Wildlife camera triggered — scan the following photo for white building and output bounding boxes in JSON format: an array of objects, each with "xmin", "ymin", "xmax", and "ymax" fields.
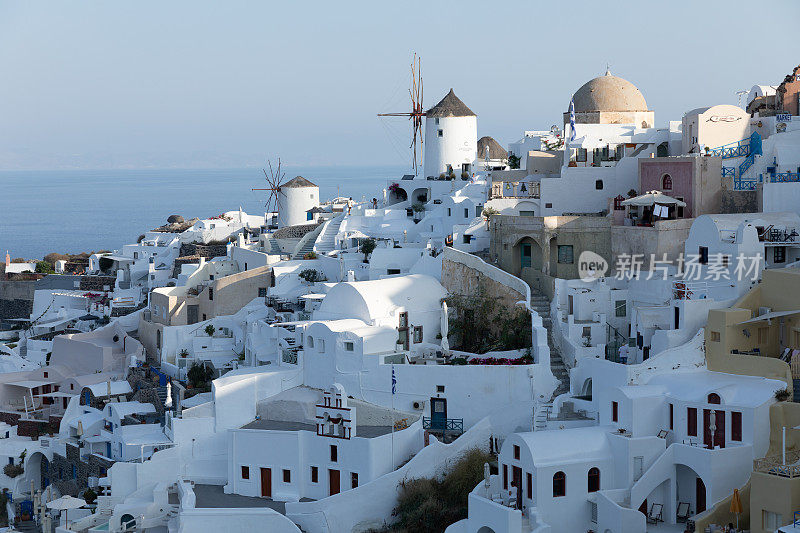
[{"xmin": 225, "ymin": 384, "xmax": 420, "ymax": 501}]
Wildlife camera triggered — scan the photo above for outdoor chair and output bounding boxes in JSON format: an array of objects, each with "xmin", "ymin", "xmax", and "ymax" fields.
[
  {"xmin": 676, "ymin": 502, "xmax": 691, "ymax": 522},
  {"xmin": 646, "ymin": 503, "xmax": 663, "ymax": 524}
]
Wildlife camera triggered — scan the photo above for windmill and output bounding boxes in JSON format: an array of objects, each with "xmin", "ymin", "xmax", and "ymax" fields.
[
  {"xmin": 252, "ymin": 158, "xmax": 287, "ymax": 226},
  {"xmin": 378, "ymin": 54, "xmax": 425, "ymax": 175}
]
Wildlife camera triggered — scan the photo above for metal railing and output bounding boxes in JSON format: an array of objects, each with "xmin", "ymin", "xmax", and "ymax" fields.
[
  {"xmin": 771, "ymin": 171, "xmax": 800, "ymax": 183},
  {"xmin": 754, "ymin": 449, "xmax": 800, "ymax": 477},
  {"xmin": 422, "ymin": 417, "xmax": 464, "ymax": 432},
  {"xmin": 733, "ymin": 178, "xmax": 757, "ymax": 191},
  {"xmin": 721, "ymin": 166, "xmax": 736, "ymax": 177}
]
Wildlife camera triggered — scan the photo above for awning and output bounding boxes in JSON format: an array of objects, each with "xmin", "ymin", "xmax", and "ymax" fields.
[
  {"xmin": 86, "ymin": 381, "xmax": 132, "ymax": 397},
  {"xmin": 6, "ymin": 380, "xmax": 57, "ymax": 389},
  {"xmin": 737, "ymin": 309, "xmax": 800, "ymax": 324},
  {"xmin": 39, "ymin": 392, "xmax": 77, "ymax": 398},
  {"xmin": 83, "ymin": 434, "xmax": 111, "ymax": 443},
  {"xmin": 300, "ymin": 293, "xmax": 327, "ymax": 300},
  {"xmin": 622, "ymin": 191, "xmax": 687, "ymax": 207}
]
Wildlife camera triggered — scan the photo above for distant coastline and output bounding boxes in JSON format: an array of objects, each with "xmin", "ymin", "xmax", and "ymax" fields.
[{"xmin": 0, "ymin": 166, "xmax": 405, "ymax": 259}]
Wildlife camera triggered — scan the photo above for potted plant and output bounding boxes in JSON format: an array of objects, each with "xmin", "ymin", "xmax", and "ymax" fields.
[
  {"xmin": 359, "ymin": 238, "xmax": 377, "ymax": 263},
  {"xmin": 83, "ymin": 488, "xmax": 98, "ymax": 505},
  {"xmin": 204, "ymin": 324, "xmax": 215, "ymax": 337},
  {"xmin": 775, "ymin": 388, "xmax": 791, "ymax": 402}
]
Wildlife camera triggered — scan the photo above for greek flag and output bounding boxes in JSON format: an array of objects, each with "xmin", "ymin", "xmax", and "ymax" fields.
[
  {"xmin": 569, "ymin": 98, "xmax": 576, "ymax": 142},
  {"xmin": 391, "ymin": 366, "xmax": 397, "ymax": 395}
]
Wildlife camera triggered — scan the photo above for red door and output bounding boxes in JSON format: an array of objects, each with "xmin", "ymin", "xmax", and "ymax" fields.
[
  {"xmin": 696, "ymin": 477, "xmax": 706, "ymax": 513},
  {"xmin": 260, "ymin": 468, "xmax": 271, "ymax": 498},
  {"xmin": 329, "ymin": 469, "xmax": 340, "ymax": 496},
  {"xmin": 512, "ymin": 466, "xmax": 522, "ymax": 509}
]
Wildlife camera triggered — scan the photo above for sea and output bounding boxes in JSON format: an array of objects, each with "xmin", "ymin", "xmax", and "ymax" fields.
[{"xmin": 0, "ymin": 166, "xmax": 406, "ymax": 260}]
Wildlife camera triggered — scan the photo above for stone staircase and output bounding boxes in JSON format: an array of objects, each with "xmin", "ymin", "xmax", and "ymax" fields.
[{"xmin": 529, "ymin": 288, "xmax": 569, "ymax": 398}]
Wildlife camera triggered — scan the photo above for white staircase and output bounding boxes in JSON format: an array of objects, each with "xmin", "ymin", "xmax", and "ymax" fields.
[{"xmin": 313, "ymin": 214, "xmax": 345, "ymax": 254}]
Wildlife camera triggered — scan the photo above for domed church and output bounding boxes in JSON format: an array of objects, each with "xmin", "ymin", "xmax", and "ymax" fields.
[{"xmin": 564, "ymin": 69, "xmax": 654, "ymax": 129}]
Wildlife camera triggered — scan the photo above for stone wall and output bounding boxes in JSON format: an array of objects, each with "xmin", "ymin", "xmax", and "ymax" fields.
[
  {"xmin": 0, "ymin": 279, "xmax": 36, "ymax": 319},
  {"xmin": 272, "ymin": 222, "xmax": 321, "ymax": 240},
  {"xmin": 0, "ymin": 411, "xmax": 21, "ymax": 426},
  {"xmin": 48, "ymin": 443, "xmax": 114, "ymax": 497},
  {"xmin": 79, "ymin": 276, "xmax": 116, "ymax": 291},
  {"xmin": 17, "ymin": 418, "xmax": 50, "ymax": 439},
  {"xmin": 172, "ymin": 255, "xmax": 201, "ymax": 278},
  {"xmin": 442, "ymin": 253, "xmax": 525, "ymax": 311},
  {"xmin": 179, "ymin": 243, "xmax": 228, "ymax": 259},
  {"xmin": 0, "ymin": 298, "xmax": 33, "ymax": 319}
]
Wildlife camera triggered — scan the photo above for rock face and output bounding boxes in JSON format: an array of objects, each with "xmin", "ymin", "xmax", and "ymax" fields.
[{"xmin": 167, "ymin": 214, "xmax": 185, "ymax": 224}]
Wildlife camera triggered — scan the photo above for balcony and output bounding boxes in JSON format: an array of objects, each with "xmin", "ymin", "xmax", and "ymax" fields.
[{"xmin": 754, "ymin": 450, "xmax": 800, "ymax": 477}]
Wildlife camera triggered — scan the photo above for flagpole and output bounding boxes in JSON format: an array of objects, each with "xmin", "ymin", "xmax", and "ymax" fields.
[{"xmin": 391, "ymin": 365, "xmax": 395, "ymax": 469}]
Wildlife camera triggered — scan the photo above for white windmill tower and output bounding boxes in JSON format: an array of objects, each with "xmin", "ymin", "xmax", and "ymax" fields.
[
  {"xmin": 253, "ymin": 159, "xmax": 319, "ymax": 229},
  {"xmin": 423, "ymin": 89, "xmax": 477, "ymax": 179}
]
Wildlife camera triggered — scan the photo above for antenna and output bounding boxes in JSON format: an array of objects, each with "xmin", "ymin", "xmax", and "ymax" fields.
[
  {"xmin": 378, "ymin": 54, "xmax": 425, "ymax": 175},
  {"xmin": 251, "ymin": 158, "xmax": 286, "ymax": 227}
]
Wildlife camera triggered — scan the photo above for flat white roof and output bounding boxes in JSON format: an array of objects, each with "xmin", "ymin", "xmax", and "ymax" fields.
[
  {"xmin": 7, "ymin": 380, "xmax": 57, "ymax": 389},
  {"xmin": 87, "ymin": 381, "xmax": 132, "ymax": 397}
]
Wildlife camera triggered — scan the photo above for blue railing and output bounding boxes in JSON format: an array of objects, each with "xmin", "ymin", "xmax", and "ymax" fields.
[
  {"xmin": 794, "ymin": 510, "xmax": 800, "ymax": 526},
  {"xmin": 739, "ymin": 154, "xmax": 756, "ymax": 176},
  {"xmin": 721, "ymin": 166, "xmax": 736, "ymax": 177},
  {"xmin": 710, "ymin": 138, "xmax": 750, "ymax": 159},
  {"xmin": 771, "ymin": 172, "xmax": 800, "ymax": 183},
  {"xmin": 734, "ymin": 179, "xmax": 757, "ymax": 191},
  {"xmin": 422, "ymin": 417, "xmax": 464, "ymax": 433}
]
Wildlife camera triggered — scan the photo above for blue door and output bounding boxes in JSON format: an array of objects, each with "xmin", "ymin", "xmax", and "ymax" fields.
[
  {"xmin": 749, "ymin": 131, "xmax": 762, "ymax": 156},
  {"xmin": 520, "ymin": 243, "xmax": 532, "ymax": 268},
  {"xmin": 84, "ymin": 390, "xmax": 90, "ymax": 405}
]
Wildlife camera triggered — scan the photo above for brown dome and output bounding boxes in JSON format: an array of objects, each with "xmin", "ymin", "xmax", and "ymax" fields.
[{"xmin": 570, "ymin": 70, "xmax": 648, "ymax": 113}]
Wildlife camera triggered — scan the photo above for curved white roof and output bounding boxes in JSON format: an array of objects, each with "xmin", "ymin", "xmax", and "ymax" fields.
[
  {"xmin": 514, "ymin": 426, "xmax": 612, "ymax": 467},
  {"xmin": 647, "ymin": 371, "xmax": 782, "ymax": 407},
  {"xmin": 315, "ymin": 274, "xmax": 446, "ymax": 323}
]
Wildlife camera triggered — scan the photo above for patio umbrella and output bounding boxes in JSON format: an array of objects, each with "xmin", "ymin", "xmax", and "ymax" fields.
[
  {"xmin": 165, "ymin": 382, "xmax": 173, "ymax": 408},
  {"xmin": 730, "ymin": 488, "xmax": 743, "ymax": 529},
  {"xmin": 440, "ymin": 301, "xmax": 450, "ymax": 354},
  {"xmin": 47, "ymin": 495, "xmax": 85, "ymax": 524},
  {"xmin": 621, "ymin": 190, "xmax": 687, "ymax": 207}
]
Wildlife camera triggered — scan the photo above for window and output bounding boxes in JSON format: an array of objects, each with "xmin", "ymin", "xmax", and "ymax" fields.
[
  {"xmin": 202, "ymin": 314, "xmax": 207, "ymax": 321},
  {"xmin": 244, "ymin": 262, "xmax": 248, "ymax": 271},
  {"xmin": 557, "ymin": 245, "xmax": 574, "ymax": 264},
  {"xmin": 595, "ymin": 179, "xmax": 603, "ymax": 190},
  {"xmin": 387, "ymin": 268, "xmax": 401, "ymax": 275},
  {"xmin": 413, "ymin": 326, "xmax": 423, "ymax": 343},
  {"xmin": 545, "ymin": 203, "xmax": 552, "ymax": 208},
  {"xmin": 70, "ymin": 384, "xmax": 74, "ymax": 390},
  {"xmin": 763, "ymin": 510, "xmax": 783, "ymax": 531},
  {"xmin": 615, "ymin": 300, "xmax": 626, "ymax": 317},
  {"xmin": 582, "ymin": 326, "xmax": 591, "ymax": 338},
  {"xmin": 707, "ymin": 393, "xmax": 721, "ymax": 404},
  {"xmin": 436, "ymin": 385, "xmax": 445, "ymax": 393},
  {"xmin": 513, "ymin": 445, "xmax": 520, "ymax": 460},
  {"xmin": 553, "ymin": 471, "xmax": 566, "ymax": 497},
  {"xmin": 576, "ymin": 148, "xmax": 587, "ymax": 162},
  {"xmin": 435, "ymin": 118, "xmax": 439, "ymax": 125},
  {"xmin": 503, "ymin": 464, "xmax": 508, "ymax": 490},
  {"xmin": 241, "ymin": 466, "xmax": 250, "ymax": 479},
  {"xmin": 732, "ymin": 411, "xmax": 742, "ymax": 441},
  {"xmin": 307, "ymin": 336, "xmax": 314, "ymax": 348},
  {"xmin": 476, "ymin": 206, "xmax": 483, "ymax": 217},
  {"xmin": 399, "ymin": 312, "xmax": 408, "ymax": 328},
  {"xmin": 447, "ymin": 208, "xmax": 451, "ymax": 216},
  {"xmin": 775, "ymin": 246, "xmax": 786, "ymax": 263},
  {"xmin": 351, "ymin": 472, "xmax": 359, "ymax": 488},
  {"xmin": 612, "ymin": 401, "xmax": 618, "ymax": 422},
  {"xmin": 311, "ymin": 466, "xmax": 318, "ymax": 483},
  {"xmin": 588, "ymin": 467, "xmax": 600, "ymax": 493},
  {"xmin": 519, "ymin": 210, "xmax": 535, "ymax": 216},
  {"xmin": 208, "ymin": 288, "xmax": 213, "ymax": 301},
  {"xmin": 283, "ymin": 469, "xmax": 291, "ymax": 483},
  {"xmin": 710, "ymin": 331, "xmax": 720, "ymax": 342},
  {"xmin": 662, "ymin": 174, "xmax": 672, "ymax": 191},
  {"xmin": 699, "ymin": 246, "xmax": 709, "ymax": 265},
  {"xmin": 438, "ymin": 129, "xmax": 443, "ymax": 137},
  {"xmin": 527, "ymin": 472, "xmax": 533, "ymax": 499},
  {"xmin": 464, "ymin": 208, "xmax": 469, "ymax": 218},
  {"xmin": 688, "ymin": 407, "xmax": 697, "ymax": 436},
  {"xmin": 344, "ymin": 341, "xmax": 354, "ymax": 352},
  {"xmin": 43, "ymin": 371, "xmax": 48, "ymax": 378},
  {"xmin": 258, "ymin": 287, "xmax": 267, "ymax": 298},
  {"xmin": 669, "ymin": 403, "xmax": 674, "ymax": 430},
  {"xmin": 613, "ymin": 195, "xmax": 624, "ymax": 210},
  {"xmin": 330, "ymin": 445, "xmax": 338, "ymax": 462},
  {"xmin": 318, "ymin": 339, "xmax": 325, "ymax": 352}
]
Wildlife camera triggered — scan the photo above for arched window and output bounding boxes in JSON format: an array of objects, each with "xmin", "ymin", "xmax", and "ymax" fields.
[
  {"xmin": 708, "ymin": 393, "xmax": 721, "ymax": 404},
  {"xmin": 307, "ymin": 336, "xmax": 314, "ymax": 348},
  {"xmin": 588, "ymin": 467, "xmax": 600, "ymax": 493},
  {"xmin": 553, "ymin": 471, "xmax": 566, "ymax": 497},
  {"xmin": 662, "ymin": 174, "xmax": 673, "ymax": 191}
]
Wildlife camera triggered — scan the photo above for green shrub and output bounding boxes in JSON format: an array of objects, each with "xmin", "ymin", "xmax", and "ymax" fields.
[
  {"xmin": 204, "ymin": 324, "xmax": 215, "ymax": 337},
  {"xmin": 83, "ymin": 488, "xmax": 97, "ymax": 504},
  {"xmin": 380, "ymin": 448, "xmax": 494, "ymax": 533},
  {"xmin": 3, "ymin": 464, "xmax": 23, "ymax": 478}
]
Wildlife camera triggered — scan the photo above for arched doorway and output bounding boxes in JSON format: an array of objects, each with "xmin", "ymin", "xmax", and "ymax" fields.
[
  {"xmin": 26, "ymin": 452, "xmax": 51, "ymax": 491},
  {"xmin": 411, "ymin": 187, "xmax": 429, "ymax": 205},
  {"xmin": 387, "ymin": 187, "xmax": 408, "ymax": 205},
  {"xmin": 477, "ymin": 527, "xmax": 496, "ymax": 533},
  {"xmin": 579, "ymin": 378, "xmax": 592, "ymax": 400}
]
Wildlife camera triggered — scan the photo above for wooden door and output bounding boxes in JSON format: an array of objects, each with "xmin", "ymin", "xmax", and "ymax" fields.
[
  {"xmin": 696, "ymin": 477, "xmax": 706, "ymax": 514},
  {"xmin": 512, "ymin": 466, "xmax": 522, "ymax": 509},
  {"xmin": 260, "ymin": 467, "xmax": 271, "ymax": 498},
  {"xmin": 329, "ymin": 469, "xmax": 340, "ymax": 496}
]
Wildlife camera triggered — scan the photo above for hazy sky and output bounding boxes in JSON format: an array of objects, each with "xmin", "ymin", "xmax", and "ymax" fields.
[{"xmin": 1, "ymin": 0, "xmax": 798, "ymax": 170}]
